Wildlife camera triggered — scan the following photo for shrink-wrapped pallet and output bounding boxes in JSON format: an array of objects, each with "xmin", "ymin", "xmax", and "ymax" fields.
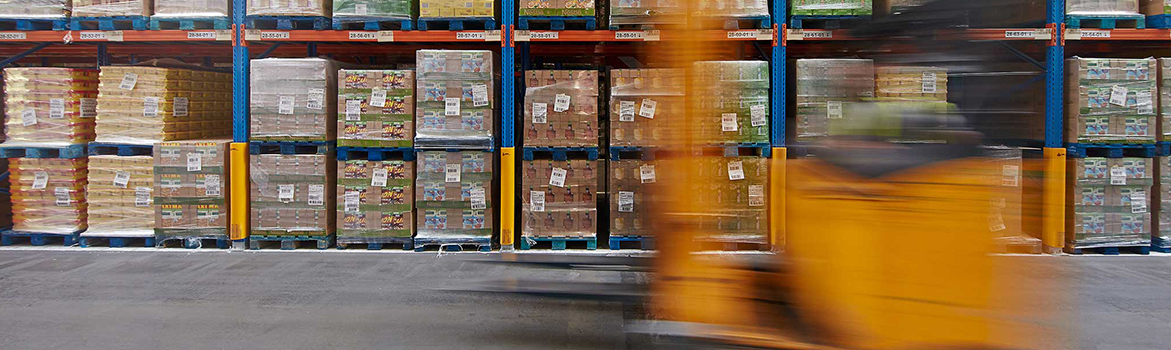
[
  {"xmin": 415, "ymin": 150, "xmax": 492, "ymax": 239},
  {"xmin": 154, "ymin": 140, "xmax": 230, "ymax": 242},
  {"xmin": 792, "ymin": 0, "xmax": 872, "ymax": 16},
  {"xmin": 1067, "ymin": 156, "xmax": 1153, "ymax": 249},
  {"xmin": 10, "ymin": 157, "xmax": 88, "ymax": 234},
  {"xmin": 793, "ymin": 59, "xmax": 874, "ymax": 143},
  {"xmin": 250, "ymin": 58, "xmax": 339, "ymax": 142},
  {"xmin": 415, "ymin": 50, "xmax": 494, "ymax": 149},
  {"xmin": 73, "ymin": 0, "xmax": 153, "ymax": 16},
  {"xmin": 609, "ymin": 68, "xmax": 684, "ymax": 148},
  {"xmin": 95, "ymin": 65, "xmax": 232, "ymax": 144},
  {"xmin": 3, "ymin": 68, "xmax": 98, "ymax": 146},
  {"xmin": 248, "ymin": 0, "xmax": 331, "ymax": 16},
  {"xmin": 692, "ymin": 61, "xmax": 769, "ymax": 145},
  {"xmin": 1068, "ymin": 0, "xmax": 1139, "ymax": 16},
  {"xmin": 1065, "ymin": 57, "xmax": 1157, "ymax": 144},
  {"xmin": 82, "ymin": 155, "xmax": 154, "ymax": 238},
  {"xmin": 521, "ymin": 159, "xmax": 598, "ymax": 238},
  {"xmin": 154, "ymin": 0, "xmax": 230, "ymax": 17},
  {"xmin": 0, "ymin": 0, "xmax": 69, "ymax": 19},
  {"xmin": 337, "ymin": 159, "xmax": 414, "ymax": 242},
  {"xmin": 419, "ymin": 0, "xmax": 492, "ymax": 17},
  {"xmin": 338, "ymin": 69, "xmax": 414, "ymax": 148},
  {"xmin": 334, "ymin": 0, "xmax": 411, "ymax": 22},
  {"xmin": 250, "ymin": 153, "xmax": 336, "ymax": 236},
  {"xmin": 523, "ymin": 70, "xmax": 599, "ymax": 148}
]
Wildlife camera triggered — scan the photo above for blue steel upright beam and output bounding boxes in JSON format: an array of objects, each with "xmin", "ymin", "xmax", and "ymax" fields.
[
  {"xmin": 768, "ymin": 0, "xmax": 787, "ymax": 251},
  {"xmin": 1042, "ymin": 0, "xmax": 1066, "ymax": 253},
  {"xmin": 500, "ymin": 0, "xmax": 517, "ymax": 251},
  {"xmin": 232, "ymin": 0, "xmax": 249, "ymax": 143}
]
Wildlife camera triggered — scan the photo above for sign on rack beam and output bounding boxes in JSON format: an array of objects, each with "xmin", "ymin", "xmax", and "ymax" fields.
[
  {"xmin": 1064, "ymin": 29, "xmax": 1110, "ymax": 40},
  {"xmin": 0, "ymin": 32, "xmax": 25, "ymax": 40}
]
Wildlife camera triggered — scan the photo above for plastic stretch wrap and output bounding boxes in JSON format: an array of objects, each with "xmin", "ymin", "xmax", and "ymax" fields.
[
  {"xmin": 251, "ymin": 58, "xmax": 339, "ymax": 142},
  {"xmin": 791, "ymin": 0, "xmax": 872, "ymax": 16},
  {"xmin": 1068, "ymin": 157, "xmax": 1153, "ymax": 249},
  {"xmin": 609, "ymin": 68, "xmax": 684, "ymax": 147},
  {"xmin": 1065, "ymin": 57, "xmax": 1157, "ymax": 144},
  {"xmin": 334, "ymin": 0, "xmax": 411, "ymax": 21},
  {"xmin": 1160, "ymin": 58, "xmax": 1171, "ymax": 141},
  {"xmin": 523, "ymin": 70, "xmax": 599, "ymax": 148},
  {"xmin": 3, "ymin": 68, "xmax": 98, "ymax": 146},
  {"xmin": 11, "ymin": 158, "xmax": 88, "ymax": 235},
  {"xmin": 83, "ymin": 155, "xmax": 154, "ymax": 238},
  {"xmin": 0, "ymin": 160, "xmax": 11, "ymax": 229},
  {"xmin": 696, "ymin": 156, "xmax": 768, "ymax": 242},
  {"xmin": 1067, "ymin": 0, "xmax": 1139, "ymax": 16},
  {"xmin": 337, "ymin": 159, "xmax": 413, "ymax": 241},
  {"xmin": 154, "ymin": 140, "xmax": 229, "ymax": 240},
  {"xmin": 250, "ymin": 153, "xmax": 336, "ymax": 236},
  {"xmin": 984, "ymin": 146, "xmax": 1037, "ymax": 247},
  {"xmin": 875, "ymin": 66, "xmax": 947, "ymax": 101},
  {"xmin": 247, "ymin": 0, "xmax": 331, "ymax": 16},
  {"xmin": 73, "ymin": 0, "xmax": 153, "ymax": 17},
  {"xmin": 418, "ymin": 0, "xmax": 493, "ymax": 18},
  {"xmin": 693, "ymin": 61, "xmax": 769, "ymax": 145},
  {"xmin": 609, "ymin": 0, "xmax": 686, "ymax": 27},
  {"xmin": 338, "ymin": 70, "xmax": 414, "ymax": 148},
  {"xmin": 520, "ymin": 0, "xmax": 593, "ymax": 16},
  {"xmin": 154, "ymin": 0, "xmax": 231, "ymax": 17},
  {"xmin": 522, "ymin": 159, "xmax": 598, "ymax": 238},
  {"xmin": 794, "ymin": 59, "xmax": 874, "ymax": 143},
  {"xmin": 95, "ymin": 66, "xmax": 232, "ymax": 145},
  {"xmin": 415, "ymin": 50, "xmax": 494, "ymax": 149},
  {"xmin": 1158, "ymin": 156, "xmax": 1171, "ymax": 248},
  {"xmin": 695, "ymin": 0, "xmax": 768, "ymax": 18},
  {"xmin": 609, "ymin": 158, "xmax": 670, "ymax": 238},
  {"xmin": 0, "ymin": 0, "xmax": 69, "ymax": 19},
  {"xmin": 415, "ymin": 151, "xmax": 493, "ymax": 239}
]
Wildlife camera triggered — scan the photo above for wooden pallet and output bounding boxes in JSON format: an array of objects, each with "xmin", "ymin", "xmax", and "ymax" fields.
[
  {"xmin": 520, "ymin": 236, "xmax": 597, "ymax": 250},
  {"xmin": 150, "ymin": 16, "xmax": 230, "ymax": 30},
  {"xmin": 518, "ymin": 16, "xmax": 596, "ymax": 31},
  {"xmin": 332, "ymin": 17, "xmax": 412, "ymax": 30},
  {"xmin": 609, "ymin": 235, "xmax": 654, "ymax": 250},
  {"xmin": 336, "ymin": 237, "xmax": 414, "ymax": 250},
  {"xmin": 0, "ymin": 230, "xmax": 79, "ymax": 246},
  {"xmin": 79, "ymin": 236, "xmax": 155, "ymax": 248},
  {"xmin": 88, "ymin": 142, "xmax": 153, "ymax": 156},
  {"xmin": 1066, "ymin": 14, "xmax": 1145, "ymax": 29},
  {"xmin": 412, "ymin": 237, "xmax": 491, "ymax": 252},
  {"xmin": 416, "ymin": 17, "xmax": 497, "ymax": 31},
  {"xmin": 70, "ymin": 16, "xmax": 148, "ymax": 31},
  {"xmin": 0, "ymin": 18, "xmax": 68, "ymax": 31},
  {"xmin": 0, "ymin": 144, "xmax": 86, "ymax": 159},
  {"xmin": 249, "ymin": 235, "xmax": 333, "ymax": 250},
  {"xmin": 245, "ymin": 16, "xmax": 331, "ymax": 30}
]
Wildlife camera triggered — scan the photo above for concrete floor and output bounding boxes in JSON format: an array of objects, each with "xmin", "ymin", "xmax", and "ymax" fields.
[{"xmin": 0, "ymin": 248, "xmax": 1168, "ymax": 350}]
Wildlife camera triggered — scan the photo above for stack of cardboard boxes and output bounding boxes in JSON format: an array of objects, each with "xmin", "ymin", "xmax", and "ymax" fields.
[
  {"xmin": 94, "ymin": 66, "xmax": 232, "ymax": 144},
  {"xmin": 10, "ymin": 158, "xmax": 88, "ymax": 235},
  {"xmin": 419, "ymin": 0, "xmax": 493, "ymax": 18},
  {"xmin": 415, "ymin": 151, "xmax": 492, "ymax": 240},
  {"xmin": 337, "ymin": 159, "xmax": 414, "ymax": 243},
  {"xmin": 791, "ymin": 0, "xmax": 872, "ymax": 16},
  {"xmin": 1065, "ymin": 57, "xmax": 1157, "ymax": 144},
  {"xmin": 523, "ymin": 70, "xmax": 599, "ymax": 148},
  {"xmin": 1161, "ymin": 58, "xmax": 1171, "ymax": 143},
  {"xmin": 154, "ymin": 0, "xmax": 229, "ymax": 17},
  {"xmin": 1067, "ymin": 157, "xmax": 1153, "ymax": 250},
  {"xmin": 608, "ymin": 158, "xmax": 671, "ymax": 239},
  {"xmin": 338, "ymin": 69, "xmax": 415, "ymax": 148},
  {"xmin": 247, "ymin": 0, "xmax": 331, "ymax": 16},
  {"xmin": 0, "ymin": 0, "xmax": 69, "ymax": 18},
  {"xmin": 609, "ymin": 68, "xmax": 684, "ymax": 148},
  {"xmin": 692, "ymin": 61, "xmax": 769, "ymax": 145},
  {"xmin": 521, "ymin": 159, "xmax": 598, "ymax": 238},
  {"xmin": 609, "ymin": 0, "xmax": 685, "ymax": 28},
  {"xmin": 334, "ymin": 0, "xmax": 412, "ymax": 23},
  {"xmin": 154, "ymin": 140, "xmax": 230, "ymax": 243},
  {"xmin": 694, "ymin": 156, "xmax": 769, "ymax": 243},
  {"xmin": 250, "ymin": 153, "xmax": 336, "ymax": 237},
  {"xmin": 2, "ymin": 68, "xmax": 98, "ymax": 146},
  {"xmin": 73, "ymin": 0, "xmax": 152, "ymax": 16},
  {"xmin": 82, "ymin": 155, "xmax": 154, "ymax": 238},
  {"xmin": 520, "ymin": 0, "xmax": 593, "ymax": 16},
  {"xmin": 250, "ymin": 58, "xmax": 340, "ymax": 142},
  {"xmin": 793, "ymin": 59, "xmax": 875, "ymax": 143},
  {"xmin": 875, "ymin": 66, "xmax": 948, "ymax": 102},
  {"xmin": 415, "ymin": 50, "xmax": 494, "ymax": 149}
]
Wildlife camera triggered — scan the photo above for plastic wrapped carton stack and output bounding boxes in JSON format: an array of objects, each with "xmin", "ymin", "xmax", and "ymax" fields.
[
  {"xmin": 875, "ymin": 66, "xmax": 948, "ymax": 102},
  {"xmin": 247, "ymin": 0, "xmax": 331, "ymax": 16},
  {"xmin": 609, "ymin": 158, "xmax": 671, "ymax": 239},
  {"xmin": 415, "ymin": 50, "xmax": 494, "ymax": 149},
  {"xmin": 415, "ymin": 151, "xmax": 492, "ymax": 240},
  {"xmin": 1157, "ymin": 156, "xmax": 1171, "ymax": 249},
  {"xmin": 692, "ymin": 61, "xmax": 769, "ymax": 145},
  {"xmin": 250, "ymin": 153, "xmax": 336, "ymax": 237},
  {"xmin": 0, "ymin": 0, "xmax": 70, "ymax": 19},
  {"xmin": 338, "ymin": 69, "xmax": 415, "ymax": 148},
  {"xmin": 73, "ymin": 0, "xmax": 152, "ymax": 16},
  {"xmin": 523, "ymin": 70, "xmax": 599, "ymax": 148},
  {"xmin": 335, "ymin": 0, "xmax": 411, "ymax": 22},
  {"xmin": 609, "ymin": 0, "xmax": 685, "ymax": 29},
  {"xmin": 985, "ymin": 146, "xmax": 1038, "ymax": 249},
  {"xmin": 1067, "ymin": 157, "xmax": 1153, "ymax": 251},
  {"xmin": 3, "ymin": 68, "xmax": 98, "ymax": 146},
  {"xmin": 10, "ymin": 158, "xmax": 88, "ymax": 235},
  {"xmin": 695, "ymin": 0, "xmax": 768, "ymax": 18},
  {"xmin": 609, "ymin": 68, "xmax": 684, "ymax": 148},
  {"xmin": 1065, "ymin": 57, "xmax": 1157, "ymax": 144},
  {"xmin": 337, "ymin": 159, "xmax": 413, "ymax": 243},
  {"xmin": 82, "ymin": 155, "xmax": 154, "ymax": 238},
  {"xmin": 791, "ymin": 0, "xmax": 872, "ymax": 16},
  {"xmin": 154, "ymin": 0, "xmax": 230, "ymax": 17},
  {"xmin": 1067, "ymin": 0, "xmax": 1139, "ymax": 16},
  {"xmin": 694, "ymin": 156, "xmax": 768, "ymax": 243},
  {"xmin": 520, "ymin": 0, "xmax": 593, "ymax": 16},
  {"xmin": 522, "ymin": 159, "xmax": 598, "ymax": 239},
  {"xmin": 154, "ymin": 140, "xmax": 230, "ymax": 243},
  {"xmin": 419, "ymin": 0, "xmax": 493, "ymax": 18},
  {"xmin": 1160, "ymin": 58, "xmax": 1171, "ymax": 142},
  {"xmin": 95, "ymin": 66, "xmax": 232, "ymax": 144},
  {"xmin": 251, "ymin": 58, "xmax": 339, "ymax": 142},
  {"xmin": 793, "ymin": 59, "xmax": 874, "ymax": 143}
]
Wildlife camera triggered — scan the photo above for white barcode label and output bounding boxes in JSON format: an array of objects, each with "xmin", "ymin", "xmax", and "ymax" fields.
[
  {"xmin": 187, "ymin": 153, "xmax": 202, "ymax": 172},
  {"xmin": 21, "ymin": 109, "xmax": 36, "ymax": 126},
  {"xmin": 1110, "ymin": 85, "xmax": 1128, "ymax": 106},
  {"xmin": 619, "ymin": 101, "xmax": 636, "ymax": 121},
  {"xmin": 640, "ymin": 165, "xmax": 656, "ymax": 183},
  {"xmin": 639, "ymin": 99, "xmax": 657, "ymax": 119},
  {"xmin": 827, "ymin": 101, "xmax": 843, "ymax": 119},
  {"xmin": 49, "ymin": 98, "xmax": 64, "ymax": 119},
  {"xmin": 143, "ymin": 97, "xmax": 160, "ymax": 117},
  {"xmin": 550, "ymin": 167, "xmax": 567, "ymax": 187},
  {"xmin": 306, "ymin": 88, "xmax": 325, "ymax": 110},
  {"xmin": 278, "ymin": 184, "xmax": 294, "ymax": 203},
  {"xmin": 205, "ymin": 175, "xmax": 221, "ymax": 196},
  {"xmin": 728, "ymin": 161, "xmax": 745, "ymax": 180},
  {"xmin": 1137, "ymin": 90, "xmax": 1153, "ymax": 114},
  {"xmin": 344, "ymin": 191, "xmax": 360, "ymax": 213},
  {"xmin": 445, "ymin": 164, "xmax": 461, "ymax": 182},
  {"xmin": 55, "ymin": 187, "xmax": 70, "ymax": 206},
  {"xmin": 470, "ymin": 188, "xmax": 486, "ymax": 209},
  {"xmin": 444, "ymin": 97, "xmax": 461, "ymax": 116},
  {"xmin": 278, "ymin": 95, "xmax": 295, "ymax": 115},
  {"xmin": 345, "ymin": 99, "xmax": 362, "ymax": 121},
  {"xmin": 748, "ymin": 184, "xmax": 765, "ymax": 207},
  {"xmin": 618, "ymin": 191, "xmax": 634, "ymax": 212},
  {"xmin": 1131, "ymin": 192, "xmax": 1147, "ymax": 213},
  {"xmin": 135, "ymin": 186, "xmax": 151, "ymax": 207},
  {"xmin": 307, "ymin": 184, "xmax": 324, "ymax": 206},
  {"xmin": 532, "ymin": 103, "xmax": 548, "ymax": 123},
  {"xmin": 554, "ymin": 94, "xmax": 571, "ymax": 112},
  {"xmin": 1001, "ymin": 165, "xmax": 1019, "ymax": 187},
  {"xmin": 472, "ymin": 84, "xmax": 489, "ymax": 107},
  {"xmin": 173, "ymin": 97, "xmax": 189, "ymax": 117},
  {"xmin": 921, "ymin": 72, "xmax": 937, "ymax": 93},
  {"xmin": 113, "ymin": 171, "xmax": 130, "ymax": 188},
  {"xmin": 370, "ymin": 88, "xmax": 387, "ymax": 107},
  {"xmin": 119, "ymin": 72, "xmax": 138, "ymax": 90},
  {"xmin": 722, "ymin": 113, "xmax": 739, "ymax": 132},
  {"xmin": 32, "ymin": 171, "xmax": 48, "ymax": 189},
  {"xmin": 371, "ymin": 168, "xmax": 388, "ymax": 187},
  {"xmin": 1110, "ymin": 166, "xmax": 1126, "ymax": 185},
  {"xmin": 989, "ymin": 213, "xmax": 1006, "ymax": 232},
  {"xmin": 750, "ymin": 105, "xmax": 767, "ymax": 127},
  {"xmin": 530, "ymin": 190, "xmax": 545, "ymax": 212},
  {"xmin": 355, "ymin": 3, "xmax": 368, "ymax": 14},
  {"xmin": 80, "ymin": 98, "xmax": 97, "ymax": 118}
]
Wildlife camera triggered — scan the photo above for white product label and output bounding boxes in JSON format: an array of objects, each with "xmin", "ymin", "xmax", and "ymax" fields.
[
  {"xmin": 618, "ymin": 191, "xmax": 635, "ymax": 212},
  {"xmin": 278, "ymin": 184, "xmax": 294, "ymax": 203},
  {"xmin": 306, "ymin": 88, "xmax": 325, "ymax": 110},
  {"xmin": 639, "ymin": 99, "xmax": 657, "ymax": 119},
  {"xmin": 278, "ymin": 95, "xmax": 295, "ymax": 115},
  {"xmin": 1131, "ymin": 192, "xmax": 1147, "ymax": 213},
  {"xmin": 143, "ymin": 97, "xmax": 160, "ymax": 117},
  {"xmin": 21, "ymin": 109, "xmax": 36, "ymax": 126},
  {"xmin": 32, "ymin": 171, "xmax": 48, "ymax": 189},
  {"xmin": 1110, "ymin": 85, "xmax": 1128, "ymax": 106},
  {"xmin": 992, "ymin": 197, "xmax": 1007, "ymax": 209},
  {"xmin": 0, "ymin": 32, "xmax": 27, "ymax": 40},
  {"xmin": 355, "ymin": 3, "xmax": 368, "ymax": 14},
  {"xmin": 371, "ymin": 168, "xmax": 388, "ymax": 187},
  {"xmin": 80, "ymin": 98, "xmax": 97, "ymax": 118},
  {"xmin": 549, "ymin": 167, "xmax": 567, "ymax": 187},
  {"xmin": 470, "ymin": 188, "xmax": 486, "ymax": 209},
  {"xmin": 1137, "ymin": 91, "xmax": 1154, "ymax": 114},
  {"xmin": 554, "ymin": 94, "xmax": 571, "ymax": 112},
  {"xmin": 619, "ymin": 101, "xmax": 636, "ymax": 121},
  {"xmin": 827, "ymin": 101, "xmax": 843, "ymax": 119},
  {"xmin": 215, "ymin": 30, "xmax": 232, "ymax": 41},
  {"xmin": 376, "ymin": 30, "xmax": 394, "ymax": 42},
  {"xmin": 345, "ymin": 99, "xmax": 362, "ymax": 121},
  {"xmin": 1001, "ymin": 165, "xmax": 1019, "ymax": 187},
  {"xmin": 370, "ymin": 88, "xmax": 387, "ymax": 107},
  {"xmin": 205, "ymin": 175, "xmax": 221, "ymax": 196},
  {"xmin": 344, "ymin": 191, "xmax": 360, "ymax": 213},
  {"xmin": 188, "ymin": 31, "xmax": 217, "ymax": 39},
  {"xmin": 113, "ymin": 171, "xmax": 130, "ymax": 188},
  {"xmin": 445, "ymin": 164, "xmax": 461, "ymax": 182},
  {"xmin": 532, "ymin": 103, "xmax": 548, "ymax": 123},
  {"xmin": 750, "ymin": 105, "xmax": 767, "ymax": 127},
  {"xmin": 921, "ymin": 72, "xmax": 937, "ymax": 93},
  {"xmin": 49, "ymin": 98, "xmax": 64, "ymax": 119},
  {"xmin": 530, "ymin": 190, "xmax": 545, "ymax": 212},
  {"xmin": 728, "ymin": 161, "xmax": 745, "ymax": 180},
  {"xmin": 639, "ymin": 164, "xmax": 656, "ymax": 183},
  {"xmin": 119, "ymin": 72, "xmax": 138, "ymax": 90},
  {"xmin": 722, "ymin": 113, "xmax": 739, "ymax": 132},
  {"xmin": 55, "ymin": 187, "xmax": 70, "ymax": 206},
  {"xmin": 472, "ymin": 84, "xmax": 489, "ymax": 107},
  {"xmin": 173, "ymin": 97, "xmax": 189, "ymax": 117},
  {"xmin": 187, "ymin": 153, "xmax": 202, "ymax": 172},
  {"xmin": 307, "ymin": 184, "xmax": 324, "ymax": 206},
  {"xmin": 444, "ymin": 97, "xmax": 461, "ymax": 116},
  {"xmin": 748, "ymin": 184, "xmax": 765, "ymax": 207},
  {"xmin": 615, "ymin": 31, "xmax": 644, "ymax": 40},
  {"xmin": 989, "ymin": 213, "xmax": 1006, "ymax": 232},
  {"xmin": 105, "ymin": 30, "xmax": 123, "ymax": 42},
  {"xmin": 135, "ymin": 187, "xmax": 151, "ymax": 207},
  {"xmin": 1110, "ymin": 166, "xmax": 1126, "ymax": 185}
]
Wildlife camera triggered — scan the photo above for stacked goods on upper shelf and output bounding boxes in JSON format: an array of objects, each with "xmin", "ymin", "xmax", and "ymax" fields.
[
  {"xmin": 338, "ymin": 69, "xmax": 415, "ymax": 148},
  {"xmin": 609, "ymin": 0, "xmax": 685, "ymax": 28},
  {"xmin": 337, "ymin": 159, "xmax": 413, "ymax": 243},
  {"xmin": 1066, "ymin": 157, "xmax": 1152, "ymax": 250},
  {"xmin": 1067, "ymin": 0, "xmax": 1139, "ymax": 15},
  {"xmin": 415, "ymin": 50, "xmax": 494, "ymax": 149},
  {"xmin": 415, "ymin": 150, "xmax": 492, "ymax": 240},
  {"xmin": 154, "ymin": 0, "xmax": 230, "ymax": 17},
  {"xmin": 692, "ymin": 61, "xmax": 769, "ymax": 146},
  {"xmin": 695, "ymin": 0, "xmax": 768, "ymax": 18},
  {"xmin": 83, "ymin": 155, "xmax": 154, "ymax": 238},
  {"xmin": 791, "ymin": 0, "xmax": 873, "ymax": 16},
  {"xmin": 154, "ymin": 140, "xmax": 230, "ymax": 242},
  {"xmin": 609, "ymin": 158, "xmax": 671, "ymax": 239},
  {"xmin": 95, "ymin": 66, "xmax": 232, "ymax": 145},
  {"xmin": 10, "ymin": 158, "xmax": 88, "ymax": 235},
  {"xmin": 609, "ymin": 68, "xmax": 684, "ymax": 148},
  {"xmin": 1065, "ymin": 57, "xmax": 1156, "ymax": 144},
  {"xmin": 1158, "ymin": 156, "xmax": 1171, "ymax": 249},
  {"xmin": 523, "ymin": 70, "xmax": 599, "ymax": 148},
  {"xmin": 250, "ymin": 153, "xmax": 336, "ymax": 237},
  {"xmin": 419, "ymin": 0, "xmax": 492, "ymax": 18},
  {"xmin": 0, "ymin": 0, "xmax": 69, "ymax": 19},
  {"xmin": 695, "ymin": 156, "xmax": 768, "ymax": 244},
  {"xmin": 522, "ymin": 159, "xmax": 598, "ymax": 239},
  {"xmin": 251, "ymin": 58, "xmax": 340, "ymax": 142},
  {"xmin": 1161, "ymin": 58, "xmax": 1171, "ymax": 141},
  {"xmin": 335, "ymin": 0, "xmax": 412, "ymax": 22},
  {"xmin": 73, "ymin": 0, "xmax": 152, "ymax": 16},
  {"xmin": 3, "ymin": 68, "xmax": 98, "ymax": 146},
  {"xmin": 985, "ymin": 146, "xmax": 1036, "ymax": 247},
  {"xmin": 247, "ymin": 0, "xmax": 331, "ymax": 16},
  {"xmin": 793, "ymin": 59, "xmax": 874, "ymax": 143},
  {"xmin": 520, "ymin": 0, "xmax": 593, "ymax": 16},
  {"xmin": 875, "ymin": 66, "xmax": 947, "ymax": 102}
]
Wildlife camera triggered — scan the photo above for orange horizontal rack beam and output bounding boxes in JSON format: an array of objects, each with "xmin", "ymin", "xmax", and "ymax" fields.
[
  {"xmin": 788, "ymin": 28, "xmax": 1054, "ymax": 42},
  {"xmin": 514, "ymin": 29, "xmax": 774, "ymax": 42},
  {"xmin": 242, "ymin": 29, "xmax": 504, "ymax": 42},
  {"xmin": 0, "ymin": 30, "xmax": 232, "ymax": 42}
]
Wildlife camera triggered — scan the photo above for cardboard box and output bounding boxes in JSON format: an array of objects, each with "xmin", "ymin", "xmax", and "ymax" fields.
[
  {"xmin": 250, "ymin": 58, "xmax": 340, "ymax": 142},
  {"xmin": 250, "ymin": 153, "xmax": 336, "ymax": 236},
  {"xmin": 415, "ymin": 50, "xmax": 494, "ymax": 149},
  {"xmin": 337, "ymin": 159, "xmax": 414, "ymax": 241},
  {"xmin": 153, "ymin": 139, "xmax": 230, "ymax": 239},
  {"xmin": 247, "ymin": 0, "xmax": 331, "ymax": 16},
  {"xmin": 95, "ymin": 66, "xmax": 232, "ymax": 144},
  {"xmin": 519, "ymin": 0, "xmax": 594, "ymax": 17},
  {"xmin": 73, "ymin": 0, "xmax": 153, "ymax": 16},
  {"xmin": 2, "ymin": 68, "xmax": 98, "ymax": 145},
  {"xmin": 609, "ymin": 69, "xmax": 684, "ymax": 147},
  {"xmin": 415, "ymin": 150, "xmax": 493, "ymax": 239},
  {"xmin": 521, "ymin": 159, "xmax": 599, "ymax": 238},
  {"xmin": 338, "ymin": 70, "xmax": 415, "ymax": 148},
  {"xmin": 1065, "ymin": 57, "xmax": 1157, "ymax": 144},
  {"xmin": 83, "ymin": 155, "xmax": 154, "ymax": 237},
  {"xmin": 523, "ymin": 70, "xmax": 599, "ymax": 148}
]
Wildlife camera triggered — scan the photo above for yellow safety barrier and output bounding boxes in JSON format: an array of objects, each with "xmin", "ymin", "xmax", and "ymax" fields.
[
  {"xmin": 229, "ymin": 142, "xmax": 249, "ymax": 243},
  {"xmin": 500, "ymin": 147, "xmax": 515, "ymax": 248},
  {"xmin": 770, "ymin": 147, "xmax": 786, "ymax": 252},
  {"xmin": 1042, "ymin": 147, "xmax": 1065, "ymax": 253}
]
